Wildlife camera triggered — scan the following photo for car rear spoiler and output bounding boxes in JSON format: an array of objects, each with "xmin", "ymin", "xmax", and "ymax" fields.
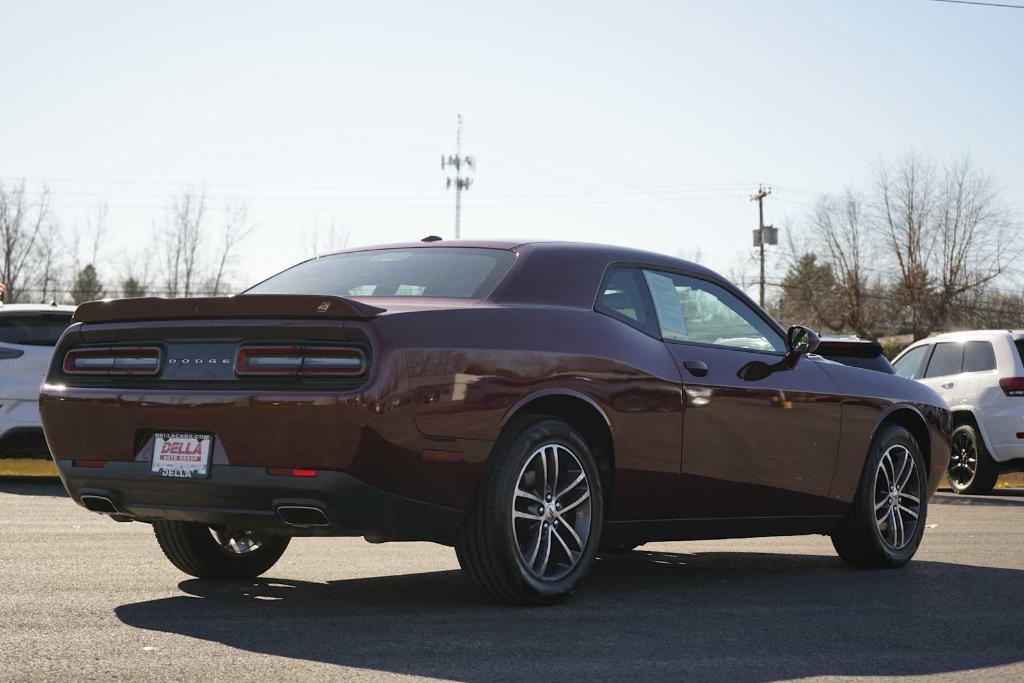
[
  {"xmin": 73, "ymin": 294, "xmax": 387, "ymax": 324},
  {"xmin": 816, "ymin": 339, "xmax": 884, "ymax": 358}
]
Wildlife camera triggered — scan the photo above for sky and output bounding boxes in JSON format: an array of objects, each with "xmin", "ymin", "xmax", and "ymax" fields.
[{"xmin": 1, "ymin": 0, "xmax": 1022, "ymax": 295}]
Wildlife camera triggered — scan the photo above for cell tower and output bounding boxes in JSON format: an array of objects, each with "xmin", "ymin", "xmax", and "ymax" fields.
[{"xmin": 441, "ymin": 114, "xmax": 475, "ymax": 238}]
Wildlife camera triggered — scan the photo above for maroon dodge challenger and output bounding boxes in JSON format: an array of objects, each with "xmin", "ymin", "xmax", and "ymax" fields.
[{"xmin": 40, "ymin": 240, "xmax": 950, "ymax": 605}]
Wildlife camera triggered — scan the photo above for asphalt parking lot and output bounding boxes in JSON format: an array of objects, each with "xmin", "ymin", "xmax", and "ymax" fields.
[{"xmin": 2, "ymin": 481, "xmax": 1023, "ymax": 682}]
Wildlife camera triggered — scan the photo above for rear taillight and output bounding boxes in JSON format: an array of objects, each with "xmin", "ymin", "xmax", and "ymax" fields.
[
  {"xmin": 1000, "ymin": 377, "xmax": 1024, "ymax": 396},
  {"xmin": 63, "ymin": 346, "xmax": 162, "ymax": 376},
  {"xmin": 267, "ymin": 467, "xmax": 319, "ymax": 477},
  {"xmin": 235, "ymin": 346, "xmax": 303, "ymax": 375},
  {"xmin": 235, "ymin": 345, "xmax": 366, "ymax": 377}
]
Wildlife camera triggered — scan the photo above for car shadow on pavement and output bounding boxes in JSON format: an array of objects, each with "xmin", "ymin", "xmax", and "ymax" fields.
[
  {"xmin": 933, "ymin": 489, "xmax": 1024, "ymax": 507},
  {"xmin": 115, "ymin": 549, "xmax": 1024, "ymax": 680},
  {"xmin": 0, "ymin": 479, "xmax": 66, "ymax": 496}
]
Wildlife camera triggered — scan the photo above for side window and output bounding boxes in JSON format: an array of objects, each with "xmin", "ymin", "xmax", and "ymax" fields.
[
  {"xmin": 596, "ymin": 268, "xmax": 656, "ymax": 335},
  {"xmin": 924, "ymin": 342, "xmax": 964, "ymax": 378},
  {"xmin": 893, "ymin": 345, "xmax": 929, "ymax": 379},
  {"xmin": 641, "ymin": 270, "xmax": 786, "ymax": 353},
  {"xmin": 963, "ymin": 341, "xmax": 996, "ymax": 372}
]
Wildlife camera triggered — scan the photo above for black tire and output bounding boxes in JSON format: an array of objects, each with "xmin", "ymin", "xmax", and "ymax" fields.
[
  {"xmin": 455, "ymin": 415, "xmax": 604, "ymax": 606},
  {"xmin": 948, "ymin": 424, "xmax": 999, "ymax": 495},
  {"xmin": 153, "ymin": 521, "xmax": 290, "ymax": 579},
  {"xmin": 832, "ymin": 424, "xmax": 928, "ymax": 569}
]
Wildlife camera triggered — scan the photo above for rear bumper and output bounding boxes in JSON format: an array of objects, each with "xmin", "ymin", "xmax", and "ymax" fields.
[{"xmin": 57, "ymin": 460, "xmax": 465, "ymax": 545}]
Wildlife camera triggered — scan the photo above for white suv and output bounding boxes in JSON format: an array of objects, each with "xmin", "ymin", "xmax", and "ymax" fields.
[
  {"xmin": 892, "ymin": 330, "xmax": 1024, "ymax": 494},
  {"xmin": 0, "ymin": 304, "xmax": 75, "ymax": 459}
]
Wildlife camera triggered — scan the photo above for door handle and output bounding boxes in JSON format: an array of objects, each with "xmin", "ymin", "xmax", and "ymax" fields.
[
  {"xmin": 683, "ymin": 360, "xmax": 709, "ymax": 377},
  {"xmin": 941, "ymin": 382, "xmax": 954, "ymax": 390}
]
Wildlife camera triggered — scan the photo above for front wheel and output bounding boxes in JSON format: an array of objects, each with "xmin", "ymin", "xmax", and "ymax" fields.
[
  {"xmin": 455, "ymin": 415, "xmax": 604, "ymax": 605},
  {"xmin": 153, "ymin": 521, "xmax": 290, "ymax": 579},
  {"xmin": 832, "ymin": 425, "xmax": 928, "ymax": 568}
]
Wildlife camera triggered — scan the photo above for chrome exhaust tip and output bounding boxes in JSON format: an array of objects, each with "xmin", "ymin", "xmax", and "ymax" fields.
[
  {"xmin": 80, "ymin": 494, "xmax": 118, "ymax": 514},
  {"xmin": 276, "ymin": 505, "xmax": 330, "ymax": 527}
]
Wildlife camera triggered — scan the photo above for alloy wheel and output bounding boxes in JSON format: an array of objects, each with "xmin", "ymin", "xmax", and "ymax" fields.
[
  {"xmin": 872, "ymin": 444, "xmax": 922, "ymax": 550},
  {"xmin": 511, "ymin": 443, "xmax": 592, "ymax": 581},
  {"xmin": 209, "ymin": 527, "xmax": 264, "ymax": 554},
  {"xmin": 948, "ymin": 429, "xmax": 978, "ymax": 489}
]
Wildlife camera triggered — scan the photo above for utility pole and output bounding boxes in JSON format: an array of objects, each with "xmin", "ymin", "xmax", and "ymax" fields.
[
  {"xmin": 441, "ymin": 114, "xmax": 475, "ymax": 238},
  {"xmin": 751, "ymin": 185, "xmax": 777, "ymax": 308}
]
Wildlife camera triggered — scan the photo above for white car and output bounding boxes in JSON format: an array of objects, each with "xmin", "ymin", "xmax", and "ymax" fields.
[
  {"xmin": 0, "ymin": 304, "xmax": 75, "ymax": 459},
  {"xmin": 892, "ymin": 330, "xmax": 1024, "ymax": 494}
]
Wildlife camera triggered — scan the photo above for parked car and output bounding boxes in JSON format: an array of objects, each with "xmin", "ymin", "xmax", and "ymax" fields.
[
  {"xmin": 0, "ymin": 303, "xmax": 76, "ymax": 458},
  {"xmin": 817, "ymin": 337, "xmax": 895, "ymax": 374},
  {"xmin": 892, "ymin": 330, "xmax": 1024, "ymax": 494},
  {"xmin": 41, "ymin": 241, "xmax": 949, "ymax": 605}
]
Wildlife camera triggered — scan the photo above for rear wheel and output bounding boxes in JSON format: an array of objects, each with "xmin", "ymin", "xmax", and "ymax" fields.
[
  {"xmin": 153, "ymin": 521, "xmax": 290, "ymax": 579},
  {"xmin": 948, "ymin": 424, "xmax": 999, "ymax": 495},
  {"xmin": 832, "ymin": 425, "xmax": 927, "ymax": 568},
  {"xmin": 455, "ymin": 416, "xmax": 603, "ymax": 605}
]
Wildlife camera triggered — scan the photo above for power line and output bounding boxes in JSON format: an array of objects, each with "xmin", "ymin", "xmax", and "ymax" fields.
[
  {"xmin": 0, "ymin": 175, "xmax": 756, "ymax": 192},
  {"xmin": 930, "ymin": 0, "xmax": 1024, "ymax": 8}
]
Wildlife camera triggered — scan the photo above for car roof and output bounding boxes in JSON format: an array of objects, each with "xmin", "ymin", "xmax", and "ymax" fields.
[
  {"xmin": 312, "ymin": 238, "xmax": 756, "ymax": 317},
  {"xmin": 0, "ymin": 303, "xmax": 76, "ymax": 315},
  {"xmin": 913, "ymin": 330, "xmax": 1024, "ymax": 344},
  {"xmin": 321, "ymin": 239, "xmax": 719, "ymax": 279}
]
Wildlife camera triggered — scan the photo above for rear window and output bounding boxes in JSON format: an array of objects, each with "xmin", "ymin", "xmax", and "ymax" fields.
[
  {"xmin": 246, "ymin": 248, "xmax": 515, "ymax": 299},
  {"xmin": 0, "ymin": 313, "xmax": 73, "ymax": 346},
  {"xmin": 963, "ymin": 341, "xmax": 996, "ymax": 372},
  {"xmin": 1015, "ymin": 340, "xmax": 1024, "ymax": 366},
  {"xmin": 924, "ymin": 342, "xmax": 963, "ymax": 378}
]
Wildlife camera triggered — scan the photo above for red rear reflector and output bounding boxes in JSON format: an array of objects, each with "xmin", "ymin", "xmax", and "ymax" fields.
[
  {"xmin": 1000, "ymin": 377, "xmax": 1024, "ymax": 396},
  {"xmin": 72, "ymin": 460, "xmax": 106, "ymax": 468},
  {"xmin": 1016, "ymin": 433, "xmax": 1024, "ymax": 440},
  {"xmin": 267, "ymin": 467, "xmax": 319, "ymax": 477},
  {"xmin": 236, "ymin": 345, "xmax": 366, "ymax": 377},
  {"xmin": 422, "ymin": 449, "xmax": 463, "ymax": 463},
  {"xmin": 64, "ymin": 347, "xmax": 161, "ymax": 376}
]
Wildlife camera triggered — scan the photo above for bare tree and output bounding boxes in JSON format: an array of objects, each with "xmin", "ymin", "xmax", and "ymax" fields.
[
  {"xmin": 35, "ymin": 219, "xmax": 64, "ymax": 303},
  {"xmin": 806, "ymin": 191, "xmax": 883, "ymax": 338},
  {"xmin": 873, "ymin": 152, "xmax": 1016, "ymax": 339},
  {"xmin": 211, "ymin": 203, "xmax": 254, "ymax": 296},
  {"xmin": 118, "ymin": 246, "xmax": 154, "ymax": 298},
  {"xmin": 874, "ymin": 153, "xmax": 936, "ymax": 340},
  {"xmin": 0, "ymin": 181, "xmax": 50, "ymax": 303},
  {"xmin": 306, "ymin": 219, "xmax": 351, "ymax": 258},
  {"xmin": 87, "ymin": 203, "xmax": 109, "ymax": 266},
  {"xmin": 930, "ymin": 155, "xmax": 1015, "ymax": 329},
  {"xmin": 159, "ymin": 189, "xmax": 207, "ymax": 297}
]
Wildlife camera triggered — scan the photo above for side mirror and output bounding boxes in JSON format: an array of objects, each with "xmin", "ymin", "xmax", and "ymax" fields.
[{"xmin": 786, "ymin": 325, "xmax": 820, "ymax": 366}]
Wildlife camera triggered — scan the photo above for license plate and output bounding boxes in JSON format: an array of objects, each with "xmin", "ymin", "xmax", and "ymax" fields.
[{"xmin": 151, "ymin": 433, "xmax": 212, "ymax": 479}]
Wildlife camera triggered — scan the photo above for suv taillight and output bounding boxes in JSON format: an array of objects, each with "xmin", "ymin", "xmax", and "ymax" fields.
[
  {"xmin": 235, "ymin": 345, "xmax": 366, "ymax": 377},
  {"xmin": 1000, "ymin": 377, "xmax": 1024, "ymax": 396},
  {"xmin": 63, "ymin": 346, "xmax": 162, "ymax": 376}
]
